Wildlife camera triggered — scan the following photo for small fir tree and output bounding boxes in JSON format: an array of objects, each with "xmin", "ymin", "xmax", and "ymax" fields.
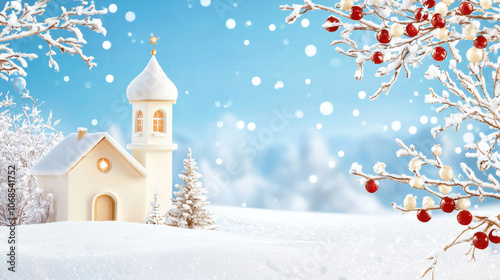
[
  {"xmin": 145, "ymin": 190, "xmax": 165, "ymax": 225},
  {"xmin": 166, "ymin": 148, "xmax": 217, "ymax": 230}
]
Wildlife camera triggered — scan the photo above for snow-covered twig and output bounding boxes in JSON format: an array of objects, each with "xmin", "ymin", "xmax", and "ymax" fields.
[
  {"xmin": 281, "ymin": 0, "xmax": 500, "ymax": 277},
  {"xmin": 0, "ymin": 0, "xmax": 106, "ymax": 79}
]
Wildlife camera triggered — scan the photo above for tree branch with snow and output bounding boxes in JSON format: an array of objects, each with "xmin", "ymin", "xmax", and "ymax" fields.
[
  {"xmin": 282, "ymin": 0, "xmax": 500, "ymax": 277},
  {"xmin": 0, "ymin": 0, "xmax": 107, "ymax": 79}
]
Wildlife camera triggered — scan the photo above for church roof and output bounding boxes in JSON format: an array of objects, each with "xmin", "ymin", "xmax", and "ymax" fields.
[
  {"xmin": 126, "ymin": 55, "xmax": 178, "ymax": 102},
  {"xmin": 30, "ymin": 132, "xmax": 149, "ymax": 177}
]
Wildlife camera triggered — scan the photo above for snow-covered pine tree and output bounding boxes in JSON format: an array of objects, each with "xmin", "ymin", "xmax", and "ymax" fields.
[
  {"xmin": 166, "ymin": 148, "xmax": 217, "ymax": 230},
  {"xmin": 0, "ymin": 91, "xmax": 62, "ymax": 225},
  {"xmin": 281, "ymin": 0, "xmax": 500, "ymax": 278},
  {"xmin": 145, "ymin": 190, "xmax": 166, "ymax": 225}
]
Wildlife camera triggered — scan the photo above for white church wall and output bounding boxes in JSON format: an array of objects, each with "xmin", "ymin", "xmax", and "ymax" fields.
[{"xmin": 67, "ymin": 138, "xmax": 147, "ymax": 223}]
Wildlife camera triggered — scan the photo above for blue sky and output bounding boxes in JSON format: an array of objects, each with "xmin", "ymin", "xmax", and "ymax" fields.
[{"xmin": 2, "ymin": 0, "xmax": 488, "ymax": 212}]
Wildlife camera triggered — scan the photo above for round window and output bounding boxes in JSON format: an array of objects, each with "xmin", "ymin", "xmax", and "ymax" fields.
[{"xmin": 97, "ymin": 158, "xmax": 111, "ymax": 173}]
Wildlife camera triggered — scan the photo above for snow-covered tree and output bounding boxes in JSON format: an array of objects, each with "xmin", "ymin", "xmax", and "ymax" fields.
[
  {"xmin": 282, "ymin": 0, "xmax": 500, "ymax": 278},
  {"xmin": 166, "ymin": 148, "xmax": 217, "ymax": 230},
  {"xmin": 145, "ymin": 190, "xmax": 166, "ymax": 225},
  {"xmin": 0, "ymin": 0, "xmax": 106, "ymax": 79},
  {"xmin": 0, "ymin": 90, "xmax": 62, "ymax": 225},
  {"xmin": 0, "ymin": 0, "xmax": 105, "ymax": 225}
]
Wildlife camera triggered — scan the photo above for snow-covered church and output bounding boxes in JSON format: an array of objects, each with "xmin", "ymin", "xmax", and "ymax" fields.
[{"xmin": 30, "ymin": 54, "xmax": 178, "ymax": 223}]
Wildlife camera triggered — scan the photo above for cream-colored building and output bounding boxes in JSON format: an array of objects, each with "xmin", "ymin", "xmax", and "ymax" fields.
[{"xmin": 30, "ymin": 55, "xmax": 178, "ymax": 223}]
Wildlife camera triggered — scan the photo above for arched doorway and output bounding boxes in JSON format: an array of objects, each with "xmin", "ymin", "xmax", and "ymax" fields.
[{"xmin": 93, "ymin": 194, "xmax": 116, "ymax": 221}]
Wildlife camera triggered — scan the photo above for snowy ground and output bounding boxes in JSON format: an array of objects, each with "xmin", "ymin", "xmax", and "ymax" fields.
[{"xmin": 1, "ymin": 206, "xmax": 499, "ymax": 280}]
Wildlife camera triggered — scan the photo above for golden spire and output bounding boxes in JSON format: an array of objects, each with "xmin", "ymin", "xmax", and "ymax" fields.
[{"xmin": 149, "ymin": 34, "xmax": 159, "ymax": 56}]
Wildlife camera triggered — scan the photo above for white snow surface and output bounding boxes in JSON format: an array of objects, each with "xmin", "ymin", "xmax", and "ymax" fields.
[
  {"xmin": 126, "ymin": 55, "xmax": 178, "ymax": 102},
  {"xmin": 30, "ymin": 132, "xmax": 148, "ymax": 176},
  {"xmin": 1, "ymin": 206, "xmax": 498, "ymax": 279}
]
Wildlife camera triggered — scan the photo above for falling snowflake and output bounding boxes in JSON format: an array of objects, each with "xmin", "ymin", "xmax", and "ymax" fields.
[
  {"xmin": 200, "ymin": 0, "xmax": 211, "ymax": 7},
  {"xmin": 320, "ymin": 102, "xmax": 333, "ymax": 116},
  {"xmin": 125, "ymin": 11, "xmax": 135, "ymax": 22},
  {"xmin": 301, "ymin": 18, "xmax": 310, "ymax": 28},
  {"xmin": 305, "ymin": 45, "xmax": 317, "ymax": 57},
  {"xmin": 226, "ymin": 19, "xmax": 236, "ymax": 29},
  {"xmin": 391, "ymin": 121, "xmax": 401, "ymax": 131},
  {"xmin": 252, "ymin": 77, "xmax": 261, "ymax": 86},
  {"xmin": 102, "ymin": 41, "xmax": 111, "ymax": 50},
  {"xmin": 108, "ymin": 4, "xmax": 117, "ymax": 13},
  {"xmin": 105, "ymin": 75, "xmax": 114, "ymax": 83},
  {"xmin": 247, "ymin": 122, "xmax": 256, "ymax": 131},
  {"xmin": 274, "ymin": 81, "xmax": 284, "ymax": 89},
  {"xmin": 236, "ymin": 121, "xmax": 245, "ymax": 129}
]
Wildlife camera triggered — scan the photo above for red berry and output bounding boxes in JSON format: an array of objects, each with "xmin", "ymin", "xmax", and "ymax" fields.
[
  {"xmin": 371, "ymin": 51, "xmax": 384, "ymax": 64},
  {"xmin": 473, "ymin": 35, "xmax": 488, "ymax": 49},
  {"xmin": 431, "ymin": 14, "xmax": 446, "ymax": 28},
  {"xmin": 439, "ymin": 197, "xmax": 455, "ymax": 213},
  {"xmin": 423, "ymin": 0, "xmax": 435, "ymax": 8},
  {"xmin": 489, "ymin": 229, "xmax": 500, "ymax": 244},
  {"xmin": 473, "ymin": 232, "xmax": 489, "ymax": 250},
  {"xmin": 376, "ymin": 29, "xmax": 391, "ymax": 44},
  {"xmin": 325, "ymin": 16, "xmax": 340, "ymax": 32},
  {"xmin": 406, "ymin": 24, "xmax": 419, "ymax": 37},
  {"xmin": 432, "ymin": 47, "xmax": 447, "ymax": 62},
  {"xmin": 457, "ymin": 210, "xmax": 473, "ymax": 225},
  {"xmin": 459, "ymin": 1, "xmax": 474, "ymax": 15},
  {"xmin": 365, "ymin": 179, "xmax": 379, "ymax": 193},
  {"xmin": 417, "ymin": 210, "xmax": 432, "ymax": 223},
  {"xmin": 350, "ymin": 6, "xmax": 364, "ymax": 20},
  {"xmin": 415, "ymin": 8, "xmax": 428, "ymax": 22}
]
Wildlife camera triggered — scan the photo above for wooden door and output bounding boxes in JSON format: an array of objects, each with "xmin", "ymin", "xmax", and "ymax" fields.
[{"xmin": 93, "ymin": 195, "xmax": 115, "ymax": 221}]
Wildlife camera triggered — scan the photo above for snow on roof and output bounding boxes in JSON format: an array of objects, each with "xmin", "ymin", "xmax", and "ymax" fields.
[
  {"xmin": 126, "ymin": 55, "xmax": 178, "ymax": 102},
  {"xmin": 30, "ymin": 132, "xmax": 148, "ymax": 177}
]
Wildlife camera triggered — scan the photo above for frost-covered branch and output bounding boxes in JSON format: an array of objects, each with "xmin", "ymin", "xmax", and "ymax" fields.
[
  {"xmin": 349, "ymin": 138, "xmax": 500, "ymax": 278},
  {"xmin": 281, "ymin": 0, "xmax": 500, "ymax": 277},
  {"xmin": 0, "ymin": 0, "xmax": 106, "ymax": 78}
]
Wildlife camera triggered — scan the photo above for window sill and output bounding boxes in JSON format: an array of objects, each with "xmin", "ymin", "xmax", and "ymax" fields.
[
  {"xmin": 135, "ymin": 132, "xmax": 143, "ymax": 137},
  {"xmin": 153, "ymin": 132, "xmax": 167, "ymax": 137}
]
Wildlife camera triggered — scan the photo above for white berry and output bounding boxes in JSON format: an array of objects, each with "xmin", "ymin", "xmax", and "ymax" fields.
[
  {"xmin": 340, "ymin": 0, "xmax": 354, "ymax": 11},
  {"xmin": 409, "ymin": 158, "xmax": 423, "ymax": 172},
  {"xmin": 467, "ymin": 46, "xmax": 483, "ymax": 63},
  {"xmin": 438, "ymin": 184, "xmax": 452, "ymax": 195},
  {"xmin": 480, "ymin": 0, "xmax": 492, "ymax": 9},
  {"xmin": 435, "ymin": 28, "xmax": 449, "ymax": 41},
  {"xmin": 404, "ymin": 194, "xmax": 417, "ymax": 210},
  {"xmin": 439, "ymin": 165, "xmax": 454, "ymax": 181},
  {"xmin": 457, "ymin": 198, "xmax": 471, "ymax": 210},
  {"xmin": 410, "ymin": 176, "xmax": 424, "ymax": 189},
  {"xmin": 435, "ymin": 2, "xmax": 448, "ymax": 16},
  {"xmin": 441, "ymin": 0, "xmax": 453, "ymax": 5},
  {"xmin": 373, "ymin": 162, "xmax": 386, "ymax": 175},
  {"xmin": 432, "ymin": 144, "xmax": 442, "ymax": 157},
  {"xmin": 422, "ymin": 196, "xmax": 435, "ymax": 209},
  {"xmin": 463, "ymin": 24, "xmax": 477, "ymax": 40},
  {"xmin": 391, "ymin": 23, "xmax": 404, "ymax": 37}
]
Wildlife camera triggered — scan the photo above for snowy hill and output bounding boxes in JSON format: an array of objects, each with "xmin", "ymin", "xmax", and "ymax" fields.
[{"xmin": 2, "ymin": 206, "xmax": 499, "ymax": 280}]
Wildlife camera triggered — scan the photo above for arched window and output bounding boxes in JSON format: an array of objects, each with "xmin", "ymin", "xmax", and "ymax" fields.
[
  {"xmin": 136, "ymin": 111, "xmax": 143, "ymax": 132},
  {"xmin": 153, "ymin": 110, "xmax": 165, "ymax": 133}
]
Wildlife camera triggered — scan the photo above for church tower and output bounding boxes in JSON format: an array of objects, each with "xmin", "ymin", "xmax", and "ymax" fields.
[{"xmin": 126, "ymin": 49, "xmax": 177, "ymax": 215}]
